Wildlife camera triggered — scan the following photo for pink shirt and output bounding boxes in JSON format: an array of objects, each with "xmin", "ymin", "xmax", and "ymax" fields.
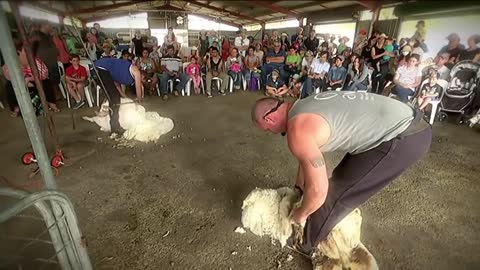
[{"xmin": 186, "ymin": 63, "xmax": 201, "ymax": 76}]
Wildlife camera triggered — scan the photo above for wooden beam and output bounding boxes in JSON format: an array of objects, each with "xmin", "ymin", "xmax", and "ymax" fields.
[
  {"xmin": 356, "ymin": 0, "xmax": 380, "ymax": 10},
  {"xmin": 291, "ymin": 1, "xmax": 329, "ymax": 10},
  {"xmin": 83, "ymin": 11, "xmax": 144, "ymax": 23},
  {"xmin": 185, "ymin": 0, "xmax": 262, "ymax": 23},
  {"xmin": 256, "ymin": 1, "xmax": 299, "ymax": 18},
  {"xmin": 64, "ymin": 0, "xmax": 151, "ymax": 16},
  {"xmin": 192, "ymin": 13, "xmax": 242, "ymax": 29},
  {"xmin": 26, "ymin": 1, "xmax": 65, "ymax": 15}
]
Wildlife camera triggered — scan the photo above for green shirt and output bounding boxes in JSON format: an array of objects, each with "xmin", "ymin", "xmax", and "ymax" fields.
[
  {"xmin": 286, "ymin": 54, "xmax": 302, "ymax": 66},
  {"xmin": 66, "ymin": 37, "xmax": 80, "ymax": 55}
]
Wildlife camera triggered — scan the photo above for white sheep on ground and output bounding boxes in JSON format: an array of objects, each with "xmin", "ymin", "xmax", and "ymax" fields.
[
  {"xmin": 241, "ymin": 187, "xmax": 378, "ymax": 270},
  {"xmin": 82, "ymin": 98, "xmax": 174, "ymax": 143}
]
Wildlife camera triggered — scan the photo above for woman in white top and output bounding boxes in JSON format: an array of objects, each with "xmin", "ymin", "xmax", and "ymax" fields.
[
  {"xmin": 392, "ymin": 53, "xmax": 422, "ymax": 102},
  {"xmin": 254, "ymin": 43, "xmax": 264, "ymax": 64}
]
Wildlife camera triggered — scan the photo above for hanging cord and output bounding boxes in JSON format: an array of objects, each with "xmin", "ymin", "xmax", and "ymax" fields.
[{"xmin": 69, "ymin": 18, "xmax": 112, "ymax": 104}]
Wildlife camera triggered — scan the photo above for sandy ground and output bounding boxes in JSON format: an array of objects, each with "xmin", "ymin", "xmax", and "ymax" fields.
[{"xmin": 0, "ymin": 91, "xmax": 479, "ymax": 270}]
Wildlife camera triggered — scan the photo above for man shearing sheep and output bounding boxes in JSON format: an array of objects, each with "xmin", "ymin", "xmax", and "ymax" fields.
[
  {"xmin": 92, "ymin": 58, "xmax": 144, "ymax": 135},
  {"xmin": 251, "ymin": 91, "xmax": 432, "ymax": 262}
]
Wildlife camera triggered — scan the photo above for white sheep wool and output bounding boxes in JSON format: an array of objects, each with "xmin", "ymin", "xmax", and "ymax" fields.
[
  {"xmin": 241, "ymin": 187, "xmax": 301, "ymax": 247},
  {"xmin": 241, "ymin": 187, "xmax": 379, "ymax": 270},
  {"xmin": 83, "ymin": 98, "xmax": 174, "ymax": 143}
]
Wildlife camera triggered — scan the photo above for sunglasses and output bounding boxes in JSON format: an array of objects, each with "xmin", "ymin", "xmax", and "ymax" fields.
[{"xmin": 263, "ymin": 99, "xmax": 284, "ymax": 119}]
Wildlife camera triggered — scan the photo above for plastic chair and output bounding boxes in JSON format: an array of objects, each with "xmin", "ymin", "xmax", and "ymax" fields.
[
  {"xmin": 417, "ymin": 79, "xmax": 448, "ymax": 125},
  {"xmin": 57, "ymin": 62, "xmax": 67, "ymax": 100},
  {"xmin": 63, "ymin": 64, "xmax": 95, "ymax": 108}
]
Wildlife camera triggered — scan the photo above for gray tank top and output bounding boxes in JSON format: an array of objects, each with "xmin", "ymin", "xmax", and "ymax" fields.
[{"xmin": 288, "ymin": 91, "xmax": 414, "ymax": 154}]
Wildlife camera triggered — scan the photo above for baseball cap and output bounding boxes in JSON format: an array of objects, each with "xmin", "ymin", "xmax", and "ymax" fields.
[
  {"xmin": 335, "ymin": 55, "xmax": 345, "ymax": 61},
  {"xmin": 272, "ymin": 69, "xmax": 280, "ymax": 76}
]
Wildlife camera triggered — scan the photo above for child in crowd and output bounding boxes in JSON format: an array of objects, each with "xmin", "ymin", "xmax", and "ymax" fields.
[
  {"xmin": 65, "ymin": 54, "xmax": 88, "ymax": 109},
  {"xmin": 149, "ymin": 44, "xmax": 161, "ymax": 66},
  {"xmin": 186, "ymin": 56, "xmax": 202, "ymax": 95},
  {"xmin": 417, "ymin": 71, "xmax": 442, "ymax": 111},
  {"xmin": 287, "ymin": 73, "xmax": 303, "ymax": 98},
  {"xmin": 376, "ymin": 37, "xmax": 394, "ymax": 72},
  {"xmin": 284, "ymin": 46, "xmax": 302, "ymax": 79},
  {"xmin": 265, "ymin": 69, "xmax": 288, "ymax": 98}
]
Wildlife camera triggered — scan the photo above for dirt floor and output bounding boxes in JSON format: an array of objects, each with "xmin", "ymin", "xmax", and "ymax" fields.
[{"xmin": 0, "ymin": 91, "xmax": 479, "ymax": 270}]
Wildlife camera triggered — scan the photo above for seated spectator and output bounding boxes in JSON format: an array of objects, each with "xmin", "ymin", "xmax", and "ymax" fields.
[
  {"xmin": 301, "ymin": 51, "xmax": 330, "ymax": 98},
  {"xmin": 437, "ymin": 33, "xmax": 465, "ymax": 68},
  {"xmin": 327, "ymin": 56, "xmax": 347, "ymax": 90},
  {"xmin": 300, "ymin": 50, "xmax": 316, "ymax": 77},
  {"xmin": 342, "ymin": 47, "xmax": 352, "ymax": 69},
  {"xmin": 136, "ymin": 48, "xmax": 158, "ymax": 96},
  {"xmin": 458, "ymin": 34, "xmax": 480, "ymax": 62},
  {"xmin": 287, "ymin": 73, "xmax": 303, "ymax": 98},
  {"xmin": 290, "ymin": 27, "xmax": 304, "ymax": 49},
  {"xmin": 392, "ymin": 54, "xmax": 422, "ymax": 102},
  {"xmin": 346, "ymin": 57, "xmax": 369, "ymax": 91},
  {"xmin": 284, "ymin": 46, "xmax": 302, "ymax": 79},
  {"xmin": 186, "ymin": 56, "xmax": 202, "ymax": 95},
  {"xmin": 121, "ymin": 49, "xmax": 134, "ymax": 62},
  {"xmin": 243, "ymin": 46, "xmax": 261, "ymax": 91},
  {"xmin": 411, "ymin": 40, "xmax": 424, "ymax": 61},
  {"xmin": 159, "ymin": 45, "xmax": 188, "ymax": 100},
  {"xmin": 101, "ymin": 43, "xmax": 115, "ymax": 58},
  {"xmin": 65, "ymin": 54, "xmax": 88, "ymax": 109},
  {"xmin": 304, "ymin": 29, "xmax": 319, "ymax": 54},
  {"xmin": 3, "ymin": 42, "xmax": 54, "ymax": 116},
  {"xmin": 254, "ymin": 43, "xmax": 264, "ymax": 64},
  {"xmin": 261, "ymin": 41, "xmax": 287, "ymax": 88},
  {"xmin": 319, "ymin": 41, "xmax": 329, "ymax": 54},
  {"xmin": 205, "ymin": 47, "xmax": 228, "ymax": 97},
  {"xmin": 265, "ymin": 69, "xmax": 288, "ymax": 98},
  {"xmin": 298, "ymin": 46, "xmax": 307, "ymax": 59},
  {"xmin": 226, "ymin": 47, "xmax": 243, "ymax": 90},
  {"xmin": 417, "ymin": 71, "xmax": 442, "ymax": 111},
  {"xmin": 189, "ymin": 46, "xmax": 201, "ymax": 66},
  {"xmin": 221, "ymin": 37, "xmax": 231, "ymax": 62},
  {"xmin": 280, "ymin": 33, "xmax": 290, "ymax": 51}
]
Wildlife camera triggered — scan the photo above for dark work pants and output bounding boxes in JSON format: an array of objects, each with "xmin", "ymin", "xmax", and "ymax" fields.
[
  {"xmin": 5, "ymin": 80, "xmax": 55, "ymax": 110},
  {"xmin": 95, "ymin": 68, "xmax": 122, "ymax": 134},
  {"xmin": 301, "ymin": 125, "xmax": 432, "ymax": 253}
]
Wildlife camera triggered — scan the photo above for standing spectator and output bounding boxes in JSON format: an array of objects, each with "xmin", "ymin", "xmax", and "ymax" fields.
[
  {"xmin": 31, "ymin": 21, "xmax": 61, "ymax": 110},
  {"xmin": 411, "ymin": 20, "xmax": 427, "ymax": 52},
  {"xmin": 261, "ymin": 41, "xmax": 287, "ymax": 87},
  {"xmin": 392, "ymin": 54, "xmax": 422, "ymax": 102},
  {"xmin": 159, "ymin": 45, "xmax": 188, "ymax": 100},
  {"xmin": 353, "ymin": 29, "xmax": 368, "ymax": 55},
  {"xmin": 458, "ymin": 34, "xmax": 480, "ymax": 62},
  {"xmin": 199, "ymin": 31, "xmax": 209, "ymax": 57},
  {"xmin": 243, "ymin": 46, "xmax": 261, "ymax": 90},
  {"xmin": 143, "ymin": 29, "xmax": 158, "ymax": 51},
  {"xmin": 149, "ymin": 44, "xmax": 161, "ymax": 65},
  {"xmin": 65, "ymin": 54, "xmax": 88, "ymax": 109},
  {"xmin": 371, "ymin": 33, "xmax": 392, "ymax": 94},
  {"xmin": 221, "ymin": 37, "xmax": 231, "ymax": 62},
  {"xmin": 52, "ymin": 28, "xmax": 71, "ymax": 70},
  {"xmin": 304, "ymin": 29, "xmax": 319, "ymax": 54},
  {"xmin": 93, "ymin": 23, "xmax": 107, "ymax": 46},
  {"xmin": 437, "ymin": 33, "xmax": 465, "ymax": 68},
  {"xmin": 327, "ymin": 56, "xmax": 347, "ymax": 90},
  {"xmin": 131, "ymin": 31, "xmax": 144, "ymax": 58},
  {"xmin": 337, "ymin": 36, "xmax": 349, "ymax": 55},
  {"xmin": 205, "ymin": 47, "xmax": 228, "ymax": 97},
  {"xmin": 290, "ymin": 27, "xmax": 304, "ymax": 48},
  {"xmin": 234, "ymin": 28, "xmax": 250, "ymax": 57},
  {"xmin": 85, "ymin": 33, "xmax": 97, "ymax": 60},
  {"xmin": 280, "ymin": 33, "xmax": 290, "ymax": 52}
]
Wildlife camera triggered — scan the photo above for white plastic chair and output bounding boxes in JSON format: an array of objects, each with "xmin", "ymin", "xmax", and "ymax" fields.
[
  {"xmin": 418, "ymin": 79, "xmax": 448, "ymax": 125},
  {"xmin": 64, "ymin": 64, "xmax": 95, "ymax": 108},
  {"xmin": 183, "ymin": 65, "xmax": 205, "ymax": 96},
  {"xmin": 57, "ymin": 62, "xmax": 67, "ymax": 100}
]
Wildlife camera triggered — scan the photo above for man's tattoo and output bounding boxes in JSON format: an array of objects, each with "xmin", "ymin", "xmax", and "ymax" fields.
[{"xmin": 309, "ymin": 155, "xmax": 325, "ymax": 168}]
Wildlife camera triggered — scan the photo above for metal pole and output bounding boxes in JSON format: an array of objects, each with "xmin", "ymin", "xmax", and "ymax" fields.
[
  {"xmin": 0, "ymin": 4, "xmax": 57, "ymax": 190},
  {"xmin": 9, "ymin": 1, "xmax": 60, "ymax": 153}
]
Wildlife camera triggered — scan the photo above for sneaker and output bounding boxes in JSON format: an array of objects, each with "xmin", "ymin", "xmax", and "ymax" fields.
[
  {"xmin": 220, "ymin": 91, "xmax": 226, "ymax": 96},
  {"xmin": 173, "ymin": 90, "xmax": 179, "ymax": 97},
  {"xmin": 162, "ymin": 94, "xmax": 168, "ymax": 100},
  {"xmin": 207, "ymin": 93, "xmax": 213, "ymax": 98},
  {"xmin": 73, "ymin": 100, "xmax": 86, "ymax": 110}
]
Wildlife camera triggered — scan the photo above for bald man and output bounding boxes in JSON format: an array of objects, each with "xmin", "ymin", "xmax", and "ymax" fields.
[{"xmin": 251, "ymin": 91, "xmax": 432, "ymax": 258}]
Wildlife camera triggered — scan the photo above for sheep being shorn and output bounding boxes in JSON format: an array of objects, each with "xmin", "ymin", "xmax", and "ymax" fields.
[
  {"xmin": 241, "ymin": 187, "xmax": 378, "ymax": 270},
  {"xmin": 83, "ymin": 98, "xmax": 174, "ymax": 143}
]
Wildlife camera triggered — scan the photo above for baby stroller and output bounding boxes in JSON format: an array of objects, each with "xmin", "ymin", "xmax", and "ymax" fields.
[{"xmin": 438, "ymin": 60, "xmax": 480, "ymax": 124}]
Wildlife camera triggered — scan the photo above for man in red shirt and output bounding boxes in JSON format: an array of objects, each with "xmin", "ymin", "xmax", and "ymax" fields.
[{"xmin": 65, "ymin": 54, "xmax": 88, "ymax": 109}]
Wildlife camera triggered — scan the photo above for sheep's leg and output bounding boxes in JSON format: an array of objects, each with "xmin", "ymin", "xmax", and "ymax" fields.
[{"xmin": 348, "ymin": 242, "xmax": 379, "ymax": 270}]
